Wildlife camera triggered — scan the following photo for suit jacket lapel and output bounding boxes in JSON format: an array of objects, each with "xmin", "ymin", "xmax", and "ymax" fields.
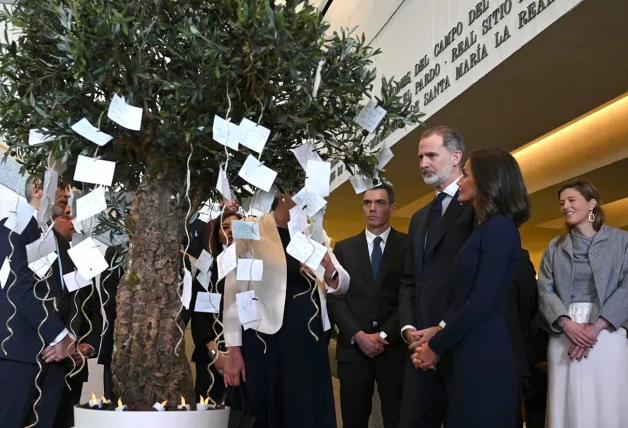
[
  {"xmin": 355, "ymin": 232, "xmax": 376, "ymax": 291},
  {"xmin": 375, "ymin": 229, "xmax": 398, "ymax": 287},
  {"xmin": 415, "ymin": 203, "xmax": 432, "ymax": 263},
  {"xmin": 425, "ymin": 192, "xmax": 468, "ymax": 258}
]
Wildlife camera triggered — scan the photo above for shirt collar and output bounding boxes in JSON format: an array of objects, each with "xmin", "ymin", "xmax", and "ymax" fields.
[
  {"xmin": 365, "ymin": 227, "xmax": 391, "ymax": 245},
  {"xmin": 437, "ymin": 175, "xmax": 462, "ymax": 198}
]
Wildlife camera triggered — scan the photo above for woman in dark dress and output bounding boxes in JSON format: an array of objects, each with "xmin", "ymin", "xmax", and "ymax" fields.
[
  {"xmin": 222, "ymin": 194, "xmax": 350, "ymax": 428},
  {"xmin": 413, "ymin": 148, "xmax": 531, "ymax": 428},
  {"xmin": 189, "ymin": 210, "xmax": 242, "ymax": 402}
]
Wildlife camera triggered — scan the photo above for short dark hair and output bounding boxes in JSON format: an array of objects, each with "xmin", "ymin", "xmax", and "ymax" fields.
[
  {"xmin": 557, "ymin": 180, "xmax": 604, "ymax": 243},
  {"xmin": 365, "ymin": 184, "xmax": 395, "ymax": 205},
  {"xmin": 469, "ymin": 148, "xmax": 530, "ymax": 227},
  {"xmin": 209, "ymin": 210, "xmax": 244, "ymax": 256},
  {"xmin": 421, "ymin": 125, "xmax": 466, "ymax": 164}
]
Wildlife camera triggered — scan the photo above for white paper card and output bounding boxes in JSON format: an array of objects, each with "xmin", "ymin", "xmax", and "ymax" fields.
[
  {"xmin": 212, "ymin": 115, "xmax": 240, "ymax": 151},
  {"xmin": 349, "ymin": 174, "xmax": 377, "ymax": 194},
  {"xmin": 196, "ymin": 271, "xmax": 211, "ymax": 291},
  {"xmin": 288, "ymin": 205, "xmax": 307, "ymax": 238},
  {"xmin": 4, "ymin": 198, "xmax": 36, "ymax": 235},
  {"xmin": 25, "ymin": 231, "xmax": 57, "ymax": 265},
  {"xmin": 67, "ymin": 237, "xmax": 109, "ymax": 280},
  {"xmin": 231, "ymin": 220, "xmax": 260, "ymax": 241},
  {"xmin": 286, "ymin": 232, "xmax": 327, "ymax": 271},
  {"xmin": 217, "ymin": 244, "xmax": 237, "ymax": 281},
  {"xmin": 28, "ymin": 252, "xmax": 58, "ymax": 279},
  {"xmin": 0, "ymin": 257, "xmax": 10, "ymax": 289},
  {"xmin": 239, "ymin": 118, "xmax": 270, "ymax": 154},
  {"xmin": 354, "ymin": 100, "xmax": 387, "ymax": 133},
  {"xmin": 309, "ymin": 210, "xmax": 326, "ymax": 245},
  {"xmin": 313, "ymin": 60, "xmax": 325, "ymax": 98},
  {"xmin": 76, "ymin": 188, "xmax": 107, "ymax": 222},
  {"xmin": 292, "ymin": 188, "xmax": 327, "ymax": 217},
  {"xmin": 63, "ymin": 270, "xmax": 92, "ymax": 292},
  {"xmin": 290, "ymin": 142, "xmax": 323, "ymax": 170},
  {"xmin": 72, "ymin": 118, "xmax": 114, "ymax": 146},
  {"xmin": 376, "ymin": 146, "xmax": 394, "ymax": 169},
  {"xmin": 182, "ymin": 268, "xmax": 193, "ymax": 310},
  {"xmin": 194, "ymin": 250, "xmax": 213, "ymax": 276},
  {"xmin": 305, "ymin": 160, "xmax": 331, "ymax": 197},
  {"xmin": 216, "ymin": 166, "xmax": 232, "ymax": 201},
  {"xmin": 249, "ymin": 190, "xmax": 276, "ymax": 215},
  {"xmin": 29, "ymin": 129, "xmax": 53, "ymax": 146},
  {"xmin": 195, "ymin": 292, "xmax": 222, "ymax": 314},
  {"xmin": 236, "ymin": 259, "xmax": 264, "ymax": 281},
  {"xmin": 236, "ymin": 290, "xmax": 258, "ymax": 325},
  {"xmin": 107, "ymin": 94, "xmax": 143, "ymax": 131},
  {"xmin": 237, "ymin": 155, "xmax": 278, "ymax": 193},
  {"xmin": 74, "ymin": 155, "xmax": 116, "ymax": 187},
  {"xmin": 71, "ymin": 218, "xmax": 83, "ymax": 233}
]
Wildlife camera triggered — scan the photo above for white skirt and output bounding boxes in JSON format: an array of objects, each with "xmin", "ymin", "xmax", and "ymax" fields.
[{"xmin": 547, "ymin": 302, "xmax": 628, "ymax": 428}]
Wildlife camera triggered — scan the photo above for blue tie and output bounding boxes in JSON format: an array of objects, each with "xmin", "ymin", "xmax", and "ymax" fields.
[
  {"xmin": 425, "ymin": 192, "xmax": 447, "ymax": 253},
  {"xmin": 371, "ymin": 236, "xmax": 383, "ymax": 280}
]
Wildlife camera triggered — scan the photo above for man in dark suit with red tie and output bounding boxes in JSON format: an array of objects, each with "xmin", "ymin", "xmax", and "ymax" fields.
[
  {"xmin": 328, "ymin": 185, "xmax": 408, "ymax": 428},
  {"xmin": 397, "ymin": 126, "xmax": 476, "ymax": 428}
]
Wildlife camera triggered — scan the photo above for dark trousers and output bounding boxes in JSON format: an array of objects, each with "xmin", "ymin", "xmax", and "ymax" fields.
[
  {"xmin": 398, "ymin": 354, "xmax": 447, "ymax": 428},
  {"xmin": 103, "ymin": 363, "xmax": 115, "ymax": 400},
  {"xmin": 523, "ymin": 369, "xmax": 548, "ymax": 428},
  {"xmin": 194, "ymin": 359, "xmax": 225, "ymax": 403},
  {"xmin": 0, "ymin": 359, "xmax": 66, "ymax": 428},
  {"xmin": 53, "ymin": 374, "xmax": 83, "ymax": 428},
  {"xmin": 338, "ymin": 346, "xmax": 405, "ymax": 428}
]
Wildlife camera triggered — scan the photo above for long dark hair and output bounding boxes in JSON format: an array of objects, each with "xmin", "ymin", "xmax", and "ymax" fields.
[
  {"xmin": 557, "ymin": 180, "xmax": 604, "ymax": 244},
  {"xmin": 469, "ymin": 148, "xmax": 530, "ymax": 227},
  {"xmin": 208, "ymin": 210, "xmax": 243, "ymax": 256}
]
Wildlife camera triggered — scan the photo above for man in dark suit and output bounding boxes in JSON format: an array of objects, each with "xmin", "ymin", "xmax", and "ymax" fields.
[
  {"xmin": 52, "ymin": 204, "xmax": 104, "ymax": 428},
  {"xmin": 398, "ymin": 126, "xmax": 475, "ymax": 428},
  {"xmin": 328, "ymin": 185, "xmax": 408, "ymax": 428},
  {"xmin": 0, "ymin": 176, "xmax": 75, "ymax": 428},
  {"xmin": 504, "ymin": 249, "xmax": 539, "ymax": 427}
]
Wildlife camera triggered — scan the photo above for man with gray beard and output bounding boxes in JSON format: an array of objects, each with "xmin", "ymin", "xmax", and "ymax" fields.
[{"xmin": 397, "ymin": 126, "xmax": 476, "ymax": 428}]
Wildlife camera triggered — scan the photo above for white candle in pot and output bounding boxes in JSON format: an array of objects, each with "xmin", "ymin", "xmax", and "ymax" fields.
[
  {"xmin": 177, "ymin": 396, "xmax": 191, "ymax": 411},
  {"xmin": 153, "ymin": 400, "xmax": 168, "ymax": 412},
  {"xmin": 88, "ymin": 393, "xmax": 102, "ymax": 409},
  {"xmin": 115, "ymin": 398, "xmax": 127, "ymax": 411}
]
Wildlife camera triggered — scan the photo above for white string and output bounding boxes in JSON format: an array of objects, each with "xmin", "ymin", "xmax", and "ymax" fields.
[{"xmin": 175, "ymin": 140, "xmax": 194, "ymax": 356}]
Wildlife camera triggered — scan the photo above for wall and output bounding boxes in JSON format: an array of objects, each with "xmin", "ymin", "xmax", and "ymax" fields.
[{"xmin": 325, "ymin": 0, "xmax": 585, "ymax": 191}]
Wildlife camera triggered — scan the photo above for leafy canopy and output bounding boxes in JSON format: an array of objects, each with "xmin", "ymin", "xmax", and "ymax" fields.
[{"xmin": 0, "ymin": 0, "xmax": 421, "ymax": 207}]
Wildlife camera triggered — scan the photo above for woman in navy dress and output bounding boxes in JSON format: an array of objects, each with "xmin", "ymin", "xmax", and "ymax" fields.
[{"xmin": 413, "ymin": 147, "xmax": 531, "ymax": 428}]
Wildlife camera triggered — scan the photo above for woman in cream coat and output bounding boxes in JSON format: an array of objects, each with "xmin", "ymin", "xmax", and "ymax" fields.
[
  {"xmin": 222, "ymin": 193, "xmax": 349, "ymax": 428},
  {"xmin": 538, "ymin": 180, "xmax": 628, "ymax": 428}
]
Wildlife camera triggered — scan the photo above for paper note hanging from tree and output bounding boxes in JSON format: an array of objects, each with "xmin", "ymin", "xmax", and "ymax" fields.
[{"xmin": 107, "ymin": 94, "xmax": 143, "ymax": 131}]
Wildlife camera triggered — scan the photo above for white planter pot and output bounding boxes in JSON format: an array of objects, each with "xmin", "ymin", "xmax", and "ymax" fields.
[{"xmin": 74, "ymin": 405, "xmax": 230, "ymax": 428}]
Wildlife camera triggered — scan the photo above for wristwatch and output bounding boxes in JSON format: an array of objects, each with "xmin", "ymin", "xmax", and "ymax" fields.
[
  {"xmin": 331, "ymin": 270, "xmax": 338, "ymax": 280},
  {"xmin": 208, "ymin": 349, "xmax": 218, "ymax": 361}
]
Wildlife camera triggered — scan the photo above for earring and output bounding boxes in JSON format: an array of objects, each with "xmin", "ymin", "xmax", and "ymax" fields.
[
  {"xmin": 281, "ymin": 197, "xmax": 286, "ymax": 203},
  {"xmin": 588, "ymin": 211, "xmax": 596, "ymax": 222}
]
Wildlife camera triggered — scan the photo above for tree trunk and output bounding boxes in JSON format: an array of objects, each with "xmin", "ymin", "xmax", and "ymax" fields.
[{"xmin": 112, "ymin": 163, "xmax": 194, "ymax": 407}]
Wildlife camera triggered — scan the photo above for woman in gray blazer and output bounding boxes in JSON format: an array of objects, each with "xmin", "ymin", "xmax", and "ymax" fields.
[{"xmin": 538, "ymin": 180, "xmax": 628, "ymax": 428}]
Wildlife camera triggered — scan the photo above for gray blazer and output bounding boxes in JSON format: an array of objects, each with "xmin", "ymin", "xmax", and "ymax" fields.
[{"xmin": 538, "ymin": 224, "xmax": 628, "ymax": 332}]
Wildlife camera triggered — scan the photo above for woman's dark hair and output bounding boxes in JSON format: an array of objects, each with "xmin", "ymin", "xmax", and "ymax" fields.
[
  {"xmin": 556, "ymin": 180, "xmax": 604, "ymax": 244},
  {"xmin": 469, "ymin": 148, "xmax": 530, "ymax": 227},
  {"xmin": 208, "ymin": 210, "xmax": 243, "ymax": 256}
]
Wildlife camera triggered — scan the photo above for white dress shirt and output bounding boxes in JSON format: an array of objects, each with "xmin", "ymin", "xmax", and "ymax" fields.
[
  {"xmin": 365, "ymin": 227, "xmax": 391, "ymax": 258},
  {"xmin": 401, "ymin": 177, "xmax": 462, "ymax": 341}
]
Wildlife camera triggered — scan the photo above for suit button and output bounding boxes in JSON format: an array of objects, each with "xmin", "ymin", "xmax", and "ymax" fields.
[
  {"xmin": 373, "ymin": 299, "xmax": 377, "ymax": 303},
  {"xmin": 422, "ymin": 278, "xmax": 427, "ymax": 282},
  {"xmin": 598, "ymin": 287, "xmax": 602, "ymax": 291},
  {"xmin": 594, "ymin": 269, "xmax": 598, "ymax": 273}
]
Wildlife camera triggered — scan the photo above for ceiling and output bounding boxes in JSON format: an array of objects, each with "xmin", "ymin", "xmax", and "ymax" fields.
[{"xmin": 324, "ymin": 0, "xmax": 628, "ymax": 267}]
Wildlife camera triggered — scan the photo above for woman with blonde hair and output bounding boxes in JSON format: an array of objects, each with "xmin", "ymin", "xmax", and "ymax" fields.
[{"xmin": 538, "ymin": 179, "xmax": 628, "ymax": 427}]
